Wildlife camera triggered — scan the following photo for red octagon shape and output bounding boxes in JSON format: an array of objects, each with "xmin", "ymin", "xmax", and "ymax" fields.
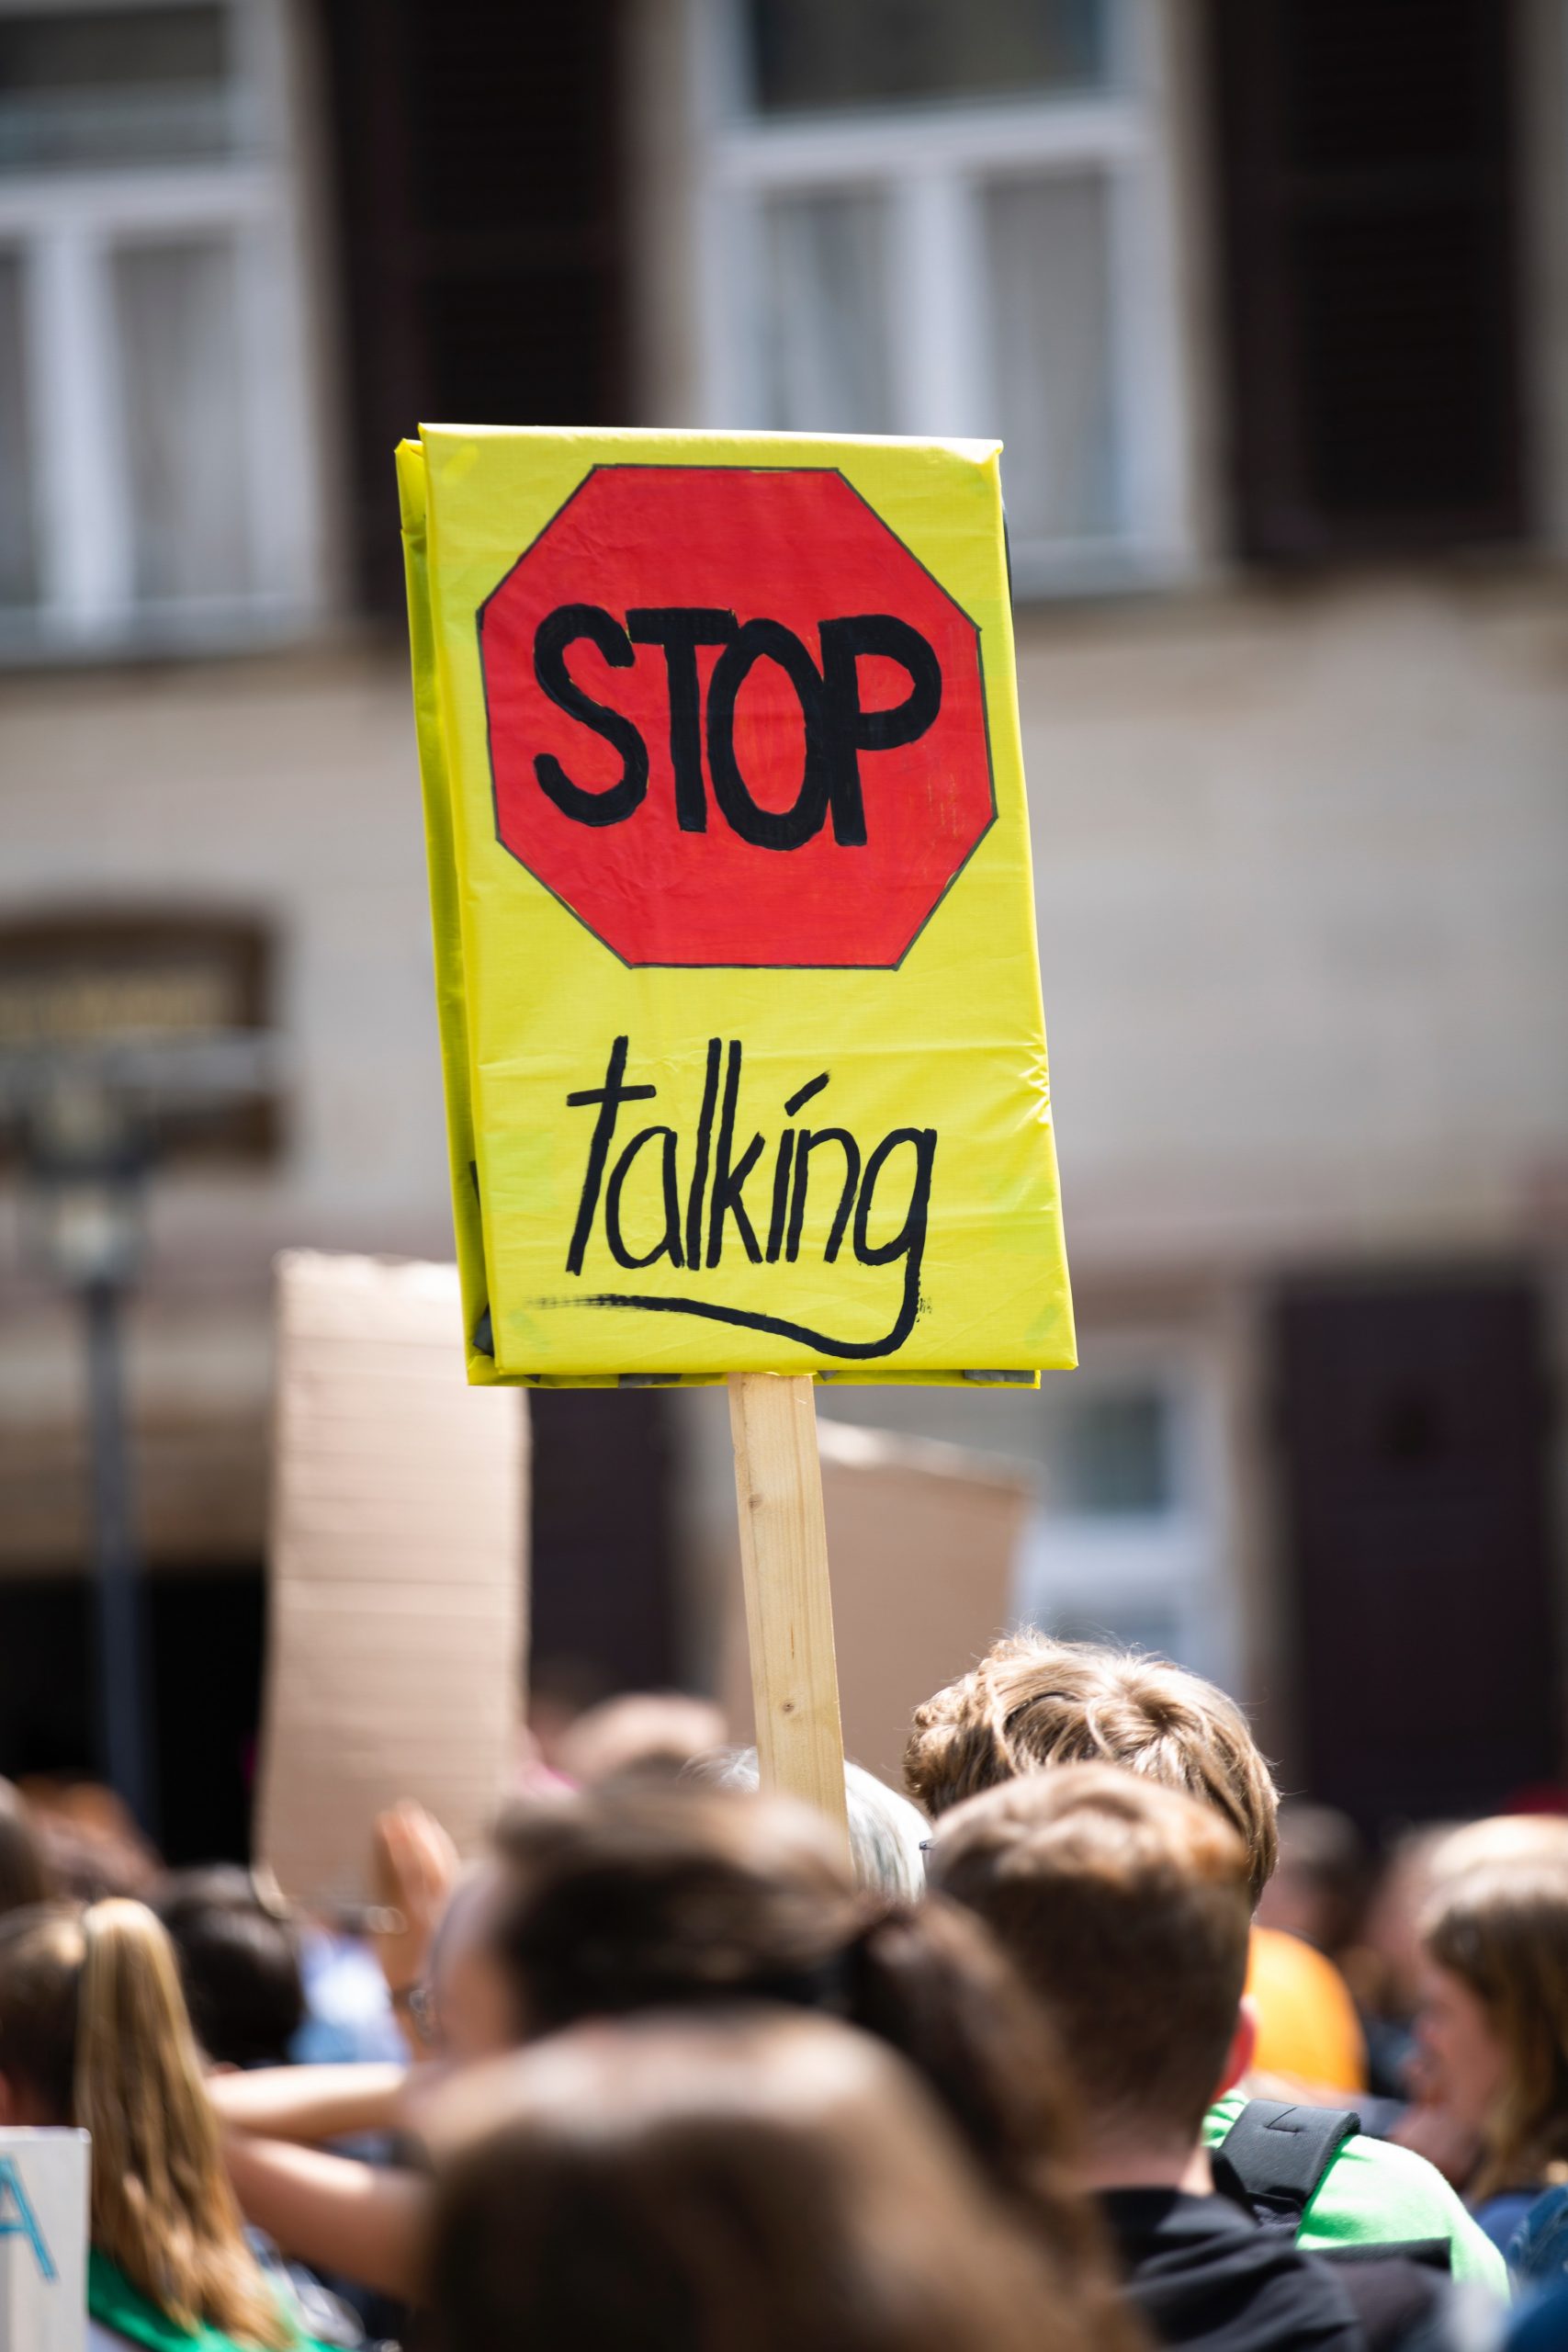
[{"xmin": 478, "ymin": 466, "xmax": 994, "ymax": 967}]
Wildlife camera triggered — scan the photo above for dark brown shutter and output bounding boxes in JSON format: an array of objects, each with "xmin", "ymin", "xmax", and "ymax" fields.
[
  {"xmin": 315, "ymin": 0, "xmax": 627, "ymax": 613},
  {"xmin": 1273, "ymin": 1270, "xmax": 1560, "ymax": 1829},
  {"xmin": 1207, "ymin": 0, "xmax": 1528, "ymax": 562}
]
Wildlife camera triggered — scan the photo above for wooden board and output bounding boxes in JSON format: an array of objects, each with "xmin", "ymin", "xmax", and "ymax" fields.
[
  {"xmin": 724, "ymin": 1417, "xmax": 1030, "ymax": 1791},
  {"xmin": 255, "ymin": 1252, "xmax": 527, "ymax": 1906},
  {"xmin": 728, "ymin": 1374, "xmax": 849, "ymax": 1849}
]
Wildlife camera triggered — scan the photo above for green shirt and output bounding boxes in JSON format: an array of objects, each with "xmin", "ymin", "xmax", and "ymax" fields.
[
  {"xmin": 1202, "ymin": 2095, "xmax": 1507, "ymax": 2297},
  {"xmin": 88, "ymin": 2251, "xmax": 332, "ymax": 2352}
]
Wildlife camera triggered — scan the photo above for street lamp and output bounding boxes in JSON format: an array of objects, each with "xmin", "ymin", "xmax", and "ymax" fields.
[{"xmin": 1, "ymin": 1032, "xmax": 280, "ymax": 1837}]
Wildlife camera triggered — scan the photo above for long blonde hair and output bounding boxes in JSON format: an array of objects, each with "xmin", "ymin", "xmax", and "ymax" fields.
[
  {"xmin": 0, "ymin": 1901, "xmax": 291, "ymax": 2348},
  {"xmin": 1424, "ymin": 1859, "xmax": 1568, "ymax": 2201}
]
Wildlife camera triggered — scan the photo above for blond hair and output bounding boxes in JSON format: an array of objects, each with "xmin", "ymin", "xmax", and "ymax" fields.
[
  {"xmin": 906, "ymin": 1634, "xmax": 1279, "ymax": 1906},
  {"xmin": 1423, "ymin": 1860, "xmax": 1568, "ymax": 2202},
  {"xmin": 0, "ymin": 1902, "xmax": 291, "ymax": 2348}
]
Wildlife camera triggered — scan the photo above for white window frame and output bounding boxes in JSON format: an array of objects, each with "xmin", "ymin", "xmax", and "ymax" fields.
[
  {"xmin": 0, "ymin": 0, "xmax": 323, "ymax": 657},
  {"xmin": 688, "ymin": 0, "xmax": 1196, "ymax": 595},
  {"xmin": 1014, "ymin": 1329, "xmax": 1239, "ymax": 1692}
]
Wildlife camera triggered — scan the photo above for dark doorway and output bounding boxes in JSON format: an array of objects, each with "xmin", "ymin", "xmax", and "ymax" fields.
[
  {"xmin": 149, "ymin": 1572, "xmax": 266, "ymax": 1865},
  {"xmin": 0, "ymin": 1568, "xmax": 265, "ymax": 1865},
  {"xmin": 528, "ymin": 1388, "xmax": 679, "ymax": 1706},
  {"xmin": 1273, "ymin": 1269, "xmax": 1560, "ymax": 1832}
]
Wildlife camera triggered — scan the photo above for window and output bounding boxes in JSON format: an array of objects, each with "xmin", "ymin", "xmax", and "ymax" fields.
[
  {"xmin": 1208, "ymin": 0, "xmax": 1526, "ymax": 561},
  {"xmin": 0, "ymin": 0, "xmax": 321, "ymax": 654},
  {"xmin": 1014, "ymin": 1340, "xmax": 1238, "ymax": 1689},
  {"xmin": 692, "ymin": 0, "xmax": 1194, "ymax": 593},
  {"xmin": 315, "ymin": 0, "xmax": 626, "ymax": 614}
]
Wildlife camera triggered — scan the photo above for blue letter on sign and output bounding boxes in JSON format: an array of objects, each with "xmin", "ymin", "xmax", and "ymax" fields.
[{"xmin": 0, "ymin": 2156, "xmax": 56, "ymax": 2279}]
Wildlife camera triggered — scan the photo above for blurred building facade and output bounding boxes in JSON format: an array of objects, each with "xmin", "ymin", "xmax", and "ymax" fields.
[{"xmin": 2, "ymin": 0, "xmax": 1566, "ymax": 1849}]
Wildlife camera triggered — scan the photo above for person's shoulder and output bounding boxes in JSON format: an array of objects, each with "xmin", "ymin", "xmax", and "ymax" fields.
[
  {"xmin": 1302, "ymin": 2129, "xmax": 1509, "ymax": 2294},
  {"xmin": 88, "ymin": 2324, "xmax": 137, "ymax": 2352},
  {"xmin": 1201, "ymin": 2097, "xmax": 1508, "ymax": 2297}
]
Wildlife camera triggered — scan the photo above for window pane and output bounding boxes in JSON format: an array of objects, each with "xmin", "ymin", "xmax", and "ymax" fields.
[
  {"xmin": 749, "ymin": 0, "xmax": 1109, "ymax": 114},
  {"xmin": 758, "ymin": 191, "xmax": 893, "ymax": 433},
  {"xmin": 1049, "ymin": 1601, "xmax": 1185, "ymax": 1657},
  {"xmin": 112, "ymin": 240, "xmax": 251, "ymax": 605},
  {"xmin": 984, "ymin": 173, "xmax": 1116, "ymax": 545},
  {"xmin": 0, "ymin": 6, "xmax": 232, "ymax": 174},
  {"xmin": 0, "ymin": 251, "xmax": 35, "ymax": 605},
  {"xmin": 1058, "ymin": 1389, "xmax": 1172, "ymax": 1515}
]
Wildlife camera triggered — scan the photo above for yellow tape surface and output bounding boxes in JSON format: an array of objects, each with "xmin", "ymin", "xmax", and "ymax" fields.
[{"xmin": 400, "ymin": 425, "xmax": 1074, "ymax": 1386}]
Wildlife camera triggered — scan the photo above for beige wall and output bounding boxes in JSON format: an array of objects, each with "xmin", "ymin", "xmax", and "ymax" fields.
[
  {"xmin": 3, "ymin": 571, "xmax": 1566, "ymax": 1705},
  {"xmin": 1022, "ymin": 571, "xmax": 1568, "ymax": 1278},
  {"xmin": 0, "ymin": 643, "xmax": 450, "ymax": 1564}
]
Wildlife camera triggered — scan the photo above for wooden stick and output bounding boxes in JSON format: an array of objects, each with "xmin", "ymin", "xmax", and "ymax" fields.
[{"xmin": 728, "ymin": 1372, "xmax": 851, "ymax": 1855}]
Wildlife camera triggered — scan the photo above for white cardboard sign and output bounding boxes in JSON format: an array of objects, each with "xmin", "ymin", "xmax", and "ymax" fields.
[
  {"xmin": 255, "ymin": 1252, "xmax": 529, "ymax": 1907},
  {"xmin": 0, "ymin": 2130, "xmax": 87, "ymax": 2352}
]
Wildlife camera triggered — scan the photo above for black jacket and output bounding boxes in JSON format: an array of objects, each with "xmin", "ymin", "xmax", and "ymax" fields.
[{"xmin": 1100, "ymin": 2188, "xmax": 1447, "ymax": 2352}]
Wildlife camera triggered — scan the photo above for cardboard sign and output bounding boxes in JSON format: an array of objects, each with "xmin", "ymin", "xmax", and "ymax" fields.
[
  {"xmin": 723, "ymin": 1419, "xmax": 1031, "ymax": 1787},
  {"xmin": 400, "ymin": 428, "xmax": 1073, "ymax": 1385},
  {"xmin": 0, "ymin": 2131, "xmax": 87, "ymax": 2352},
  {"xmin": 255, "ymin": 1252, "xmax": 528, "ymax": 1906}
]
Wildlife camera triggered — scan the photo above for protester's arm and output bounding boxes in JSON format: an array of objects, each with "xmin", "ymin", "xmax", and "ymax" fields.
[
  {"xmin": 207, "ymin": 2062, "xmax": 409, "ymax": 2145},
  {"xmin": 220, "ymin": 2136, "xmax": 427, "ymax": 2303},
  {"xmin": 370, "ymin": 1802, "xmax": 460, "ymax": 2058}
]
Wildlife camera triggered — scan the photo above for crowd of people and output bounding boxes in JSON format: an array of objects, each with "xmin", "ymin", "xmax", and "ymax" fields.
[{"xmin": 2, "ymin": 1635, "xmax": 1567, "ymax": 2351}]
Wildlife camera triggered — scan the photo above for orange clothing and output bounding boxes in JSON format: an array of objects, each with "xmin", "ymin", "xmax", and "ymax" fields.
[{"xmin": 1247, "ymin": 1925, "xmax": 1368, "ymax": 2093}]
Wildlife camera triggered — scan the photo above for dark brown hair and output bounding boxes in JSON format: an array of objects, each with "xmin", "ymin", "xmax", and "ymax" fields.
[
  {"xmin": 1424, "ymin": 1859, "xmax": 1568, "ymax": 2199},
  {"xmin": 486, "ymin": 1786, "xmax": 1137, "ymax": 2350},
  {"xmin": 428, "ymin": 2009, "xmax": 1106, "ymax": 2352},
  {"xmin": 930, "ymin": 1764, "xmax": 1254, "ymax": 2143},
  {"xmin": 153, "ymin": 1866, "xmax": 305, "ymax": 2071},
  {"xmin": 906, "ymin": 1634, "xmax": 1280, "ymax": 1906},
  {"xmin": 0, "ymin": 1781, "xmax": 52, "ymax": 1917}
]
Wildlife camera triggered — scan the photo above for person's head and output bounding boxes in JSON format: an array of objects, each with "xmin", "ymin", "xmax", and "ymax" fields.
[
  {"xmin": 0, "ymin": 1901, "xmax": 289, "ymax": 2346},
  {"xmin": 152, "ymin": 1866, "xmax": 305, "ymax": 2071},
  {"xmin": 478, "ymin": 1782, "xmax": 1122, "ymax": 2322},
  {"xmin": 929, "ymin": 1764, "xmax": 1256, "ymax": 2164},
  {"xmin": 426, "ymin": 2008, "xmax": 1082, "ymax": 2352},
  {"xmin": 18, "ymin": 1777, "xmax": 158, "ymax": 1901},
  {"xmin": 685, "ymin": 1747, "xmax": 929, "ymax": 1901},
  {"xmin": 1431, "ymin": 1814, "xmax": 1568, "ymax": 1883},
  {"xmin": 422, "ymin": 1861, "xmax": 526, "ymax": 2066},
  {"xmin": 0, "ymin": 1780, "xmax": 52, "ymax": 1916},
  {"xmin": 1361, "ymin": 1817, "xmax": 1568, "ymax": 2027},
  {"xmin": 1418, "ymin": 1858, "xmax": 1568, "ymax": 2199},
  {"xmin": 906, "ymin": 1634, "xmax": 1279, "ymax": 1906},
  {"xmin": 1253, "ymin": 1803, "xmax": 1367, "ymax": 1956},
  {"xmin": 557, "ymin": 1692, "xmax": 729, "ymax": 1787}
]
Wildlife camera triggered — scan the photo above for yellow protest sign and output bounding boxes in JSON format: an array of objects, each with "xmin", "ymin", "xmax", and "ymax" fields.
[{"xmin": 400, "ymin": 427, "xmax": 1073, "ymax": 1387}]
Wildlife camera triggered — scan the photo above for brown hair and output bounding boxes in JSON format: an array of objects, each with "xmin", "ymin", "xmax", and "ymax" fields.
[
  {"xmin": 905, "ymin": 1634, "xmax": 1280, "ymax": 1905},
  {"xmin": 487, "ymin": 1786, "xmax": 1137, "ymax": 2351},
  {"xmin": 930, "ymin": 1764, "xmax": 1254, "ymax": 2143},
  {"xmin": 1423, "ymin": 1859, "xmax": 1568, "ymax": 2200},
  {"xmin": 0, "ymin": 1903, "xmax": 291, "ymax": 2348},
  {"xmin": 428, "ymin": 2008, "xmax": 1105, "ymax": 2352},
  {"xmin": 0, "ymin": 1781, "xmax": 51, "ymax": 1917}
]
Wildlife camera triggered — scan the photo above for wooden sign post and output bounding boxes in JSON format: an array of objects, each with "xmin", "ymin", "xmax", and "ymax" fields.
[
  {"xmin": 401, "ymin": 426, "xmax": 1075, "ymax": 1847},
  {"xmin": 728, "ymin": 1374, "xmax": 850, "ymax": 1849}
]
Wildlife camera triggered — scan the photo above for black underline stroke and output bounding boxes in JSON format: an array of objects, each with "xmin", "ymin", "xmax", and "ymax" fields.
[{"xmin": 530, "ymin": 1281, "xmax": 919, "ymax": 1361}]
